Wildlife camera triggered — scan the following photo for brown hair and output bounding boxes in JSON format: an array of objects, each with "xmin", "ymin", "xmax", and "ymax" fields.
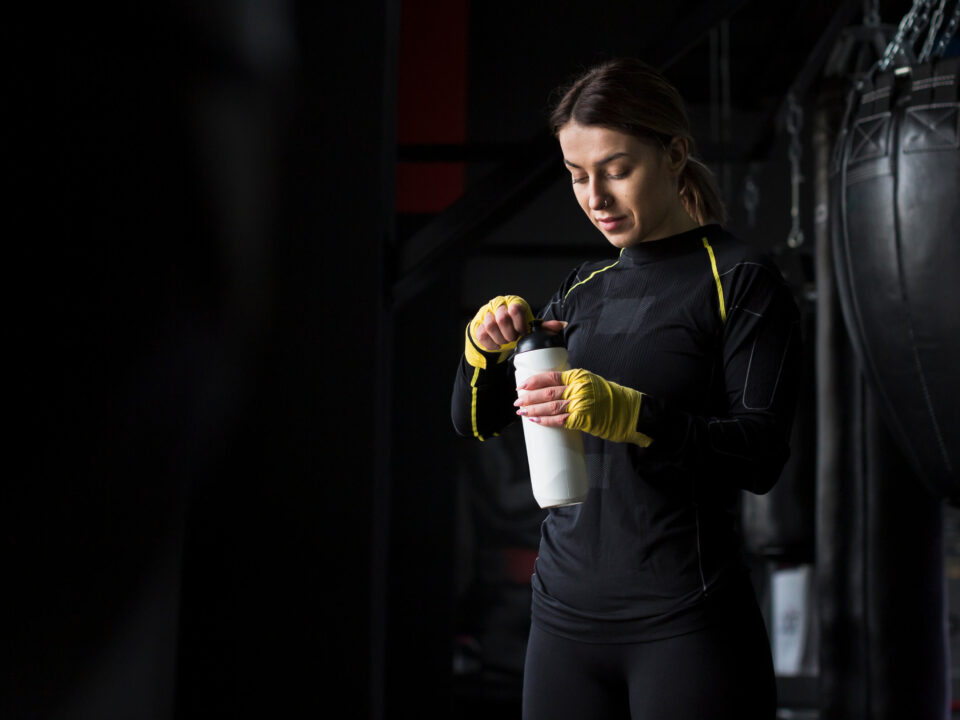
[{"xmin": 548, "ymin": 57, "xmax": 727, "ymax": 226}]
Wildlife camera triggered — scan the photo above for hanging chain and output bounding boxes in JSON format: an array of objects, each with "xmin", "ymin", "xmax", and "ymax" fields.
[
  {"xmin": 933, "ymin": 0, "xmax": 960, "ymax": 56},
  {"xmin": 920, "ymin": 0, "xmax": 948, "ymax": 60},
  {"xmin": 786, "ymin": 92, "xmax": 805, "ymax": 249},
  {"xmin": 878, "ymin": 0, "xmax": 933, "ymax": 71},
  {"xmin": 905, "ymin": 0, "xmax": 934, "ymax": 55}
]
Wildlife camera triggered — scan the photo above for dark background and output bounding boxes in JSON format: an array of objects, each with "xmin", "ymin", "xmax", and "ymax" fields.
[{"xmin": 10, "ymin": 0, "xmax": 951, "ymax": 718}]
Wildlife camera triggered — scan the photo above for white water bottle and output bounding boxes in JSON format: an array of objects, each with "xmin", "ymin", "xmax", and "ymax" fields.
[{"xmin": 513, "ymin": 320, "xmax": 589, "ymax": 508}]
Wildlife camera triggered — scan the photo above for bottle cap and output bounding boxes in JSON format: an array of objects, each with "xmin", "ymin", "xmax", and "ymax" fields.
[{"xmin": 515, "ymin": 319, "xmax": 565, "ymax": 354}]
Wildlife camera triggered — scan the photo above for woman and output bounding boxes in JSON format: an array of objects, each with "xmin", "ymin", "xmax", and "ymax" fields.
[{"xmin": 450, "ymin": 57, "xmax": 800, "ymax": 719}]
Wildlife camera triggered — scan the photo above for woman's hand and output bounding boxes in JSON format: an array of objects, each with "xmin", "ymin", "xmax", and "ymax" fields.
[
  {"xmin": 516, "ymin": 368, "xmax": 654, "ymax": 447},
  {"xmin": 513, "ymin": 371, "xmax": 571, "ymax": 427},
  {"xmin": 473, "ymin": 301, "xmax": 565, "ymax": 351},
  {"xmin": 464, "ymin": 295, "xmax": 565, "ymax": 369},
  {"xmin": 474, "ymin": 299, "xmax": 528, "ymax": 351}
]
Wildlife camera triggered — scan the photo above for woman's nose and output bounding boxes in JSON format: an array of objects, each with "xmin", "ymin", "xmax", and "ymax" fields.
[{"xmin": 589, "ymin": 183, "xmax": 609, "ymax": 211}]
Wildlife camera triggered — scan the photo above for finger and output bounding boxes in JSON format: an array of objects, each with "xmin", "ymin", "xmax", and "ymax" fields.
[
  {"xmin": 540, "ymin": 320, "xmax": 567, "ymax": 334},
  {"xmin": 481, "ymin": 311, "xmax": 508, "ymax": 347},
  {"xmin": 527, "ymin": 412, "xmax": 570, "ymax": 428},
  {"xmin": 474, "ymin": 324, "xmax": 501, "ymax": 351},
  {"xmin": 507, "ymin": 303, "xmax": 530, "ymax": 336},
  {"xmin": 517, "ymin": 370, "xmax": 564, "ymax": 390},
  {"xmin": 514, "ymin": 385, "xmax": 566, "ymax": 407},
  {"xmin": 516, "ymin": 399, "xmax": 570, "ymax": 418},
  {"xmin": 494, "ymin": 304, "xmax": 522, "ymax": 343}
]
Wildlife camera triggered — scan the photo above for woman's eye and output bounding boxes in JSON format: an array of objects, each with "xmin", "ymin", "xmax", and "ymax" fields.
[{"xmin": 571, "ymin": 168, "xmax": 628, "ymax": 184}]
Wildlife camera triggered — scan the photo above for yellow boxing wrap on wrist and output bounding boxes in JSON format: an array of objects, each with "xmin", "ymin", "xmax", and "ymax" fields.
[
  {"xmin": 464, "ymin": 295, "xmax": 535, "ymax": 369},
  {"xmin": 560, "ymin": 368, "xmax": 654, "ymax": 447}
]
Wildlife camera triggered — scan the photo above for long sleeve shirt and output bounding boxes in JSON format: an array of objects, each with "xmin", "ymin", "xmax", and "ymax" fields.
[{"xmin": 451, "ymin": 222, "xmax": 802, "ymax": 642}]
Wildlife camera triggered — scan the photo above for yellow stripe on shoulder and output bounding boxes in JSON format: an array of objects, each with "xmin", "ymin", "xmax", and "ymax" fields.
[
  {"xmin": 563, "ymin": 250, "xmax": 623, "ymax": 301},
  {"xmin": 701, "ymin": 237, "xmax": 727, "ymax": 323}
]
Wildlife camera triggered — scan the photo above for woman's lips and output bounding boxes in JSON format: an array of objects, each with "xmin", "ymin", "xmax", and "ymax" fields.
[{"xmin": 597, "ymin": 216, "xmax": 626, "ymax": 231}]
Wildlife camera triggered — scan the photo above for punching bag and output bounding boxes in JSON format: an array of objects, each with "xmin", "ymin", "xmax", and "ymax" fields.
[
  {"xmin": 831, "ymin": 55, "xmax": 960, "ymax": 501},
  {"xmin": 815, "ymin": 66, "xmax": 957, "ymax": 720}
]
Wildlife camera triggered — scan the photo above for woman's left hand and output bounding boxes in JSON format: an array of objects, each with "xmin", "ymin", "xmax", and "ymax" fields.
[
  {"xmin": 514, "ymin": 371, "xmax": 570, "ymax": 427},
  {"xmin": 516, "ymin": 368, "xmax": 654, "ymax": 447}
]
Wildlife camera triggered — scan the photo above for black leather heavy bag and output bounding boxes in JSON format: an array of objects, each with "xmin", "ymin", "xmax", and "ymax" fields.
[{"xmin": 831, "ymin": 55, "xmax": 960, "ymax": 501}]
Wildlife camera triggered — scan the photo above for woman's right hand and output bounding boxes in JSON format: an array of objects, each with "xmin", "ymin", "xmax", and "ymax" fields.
[
  {"xmin": 464, "ymin": 295, "xmax": 565, "ymax": 369},
  {"xmin": 473, "ymin": 296, "xmax": 533, "ymax": 350}
]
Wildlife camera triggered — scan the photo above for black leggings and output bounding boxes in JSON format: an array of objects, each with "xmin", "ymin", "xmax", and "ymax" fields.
[{"xmin": 521, "ymin": 598, "xmax": 776, "ymax": 720}]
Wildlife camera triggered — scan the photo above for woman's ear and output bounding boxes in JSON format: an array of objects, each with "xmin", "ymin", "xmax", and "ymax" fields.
[{"xmin": 666, "ymin": 135, "xmax": 689, "ymax": 178}]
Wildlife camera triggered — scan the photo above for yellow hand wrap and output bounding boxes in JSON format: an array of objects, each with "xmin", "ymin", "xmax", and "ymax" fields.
[
  {"xmin": 560, "ymin": 368, "xmax": 654, "ymax": 447},
  {"xmin": 464, "ymin": 295, "xmax": 535, "ymax": 369}
]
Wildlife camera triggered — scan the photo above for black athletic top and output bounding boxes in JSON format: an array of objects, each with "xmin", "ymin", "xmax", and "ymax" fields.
[{"xmin": 451, "ymin": 222, "xmax": 801, "ymax": 642}]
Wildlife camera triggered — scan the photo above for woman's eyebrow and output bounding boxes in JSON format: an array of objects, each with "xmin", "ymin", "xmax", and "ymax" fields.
[{"xmin": 563, "ymin": 152, "xmax": 630, "ymax": 169}]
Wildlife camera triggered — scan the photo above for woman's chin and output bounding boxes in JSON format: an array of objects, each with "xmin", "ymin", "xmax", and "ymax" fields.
[{"xmin": 604, "ymin": 232, "xmax": 640, "ymax": 248}]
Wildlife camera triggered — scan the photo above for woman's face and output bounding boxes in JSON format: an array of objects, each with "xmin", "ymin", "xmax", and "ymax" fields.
[{"xmin": 557, "ymin": 122, "xmax": 694, "ymax": 247}]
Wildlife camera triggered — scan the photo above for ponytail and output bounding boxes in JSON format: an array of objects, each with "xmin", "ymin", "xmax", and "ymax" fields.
[{"xmin": 679, "ymin": 155, "xmax": 727, "ymax": 226}]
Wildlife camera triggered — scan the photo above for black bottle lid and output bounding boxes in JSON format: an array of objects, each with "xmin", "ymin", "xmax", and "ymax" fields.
[{"xmin": 515, "ymin": 319, "xmax": 565, "ymax": 354}]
